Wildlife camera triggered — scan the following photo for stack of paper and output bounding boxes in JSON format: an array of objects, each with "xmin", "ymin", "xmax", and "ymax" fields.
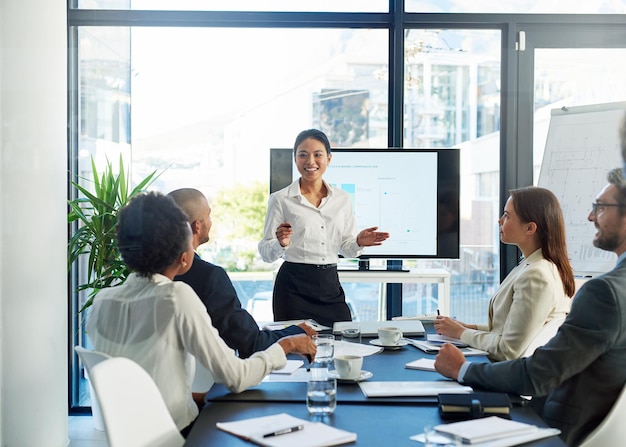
[
  {"xmin": 405, "ymin": 358, "xmax": 437, "ymax": 371},
  {"xmin": 433, "ymin": 416, "xmax": 557, "ymax": 445},
  {"xmin": 334, "ymin": 340, "xmax": 382, "ymax": 357},
  {"xmin": 411, "ymin": 425, "xmax": 561, "ymax": 447},
  {"xmin": 270, "ymin": 360, "xmax": 304, "ymax": 375},
  {"xmin": 262, "ymin": 319, "xmax": 331, "ymax": 332},
  {"xmin": 217, "ymin": 413, "xmax": 356, "ymax": 447},
  {"xmin": 427, "ymin": 334, "xmax": 469, "ymax": 347},
  {"xmin": 358, "ymin": 381, "xmax": 472, "ymax": 397}
]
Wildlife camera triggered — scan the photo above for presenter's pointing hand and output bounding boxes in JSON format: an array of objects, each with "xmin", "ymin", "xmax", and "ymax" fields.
[{"xmin": 357, "ymin": 226, "xmax": 390, "ymax": 247}]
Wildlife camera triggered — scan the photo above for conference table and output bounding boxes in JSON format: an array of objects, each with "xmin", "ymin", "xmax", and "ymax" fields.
[{"xmin": 185, "ymin": 324, "xmax": 566, "ymax": 446}]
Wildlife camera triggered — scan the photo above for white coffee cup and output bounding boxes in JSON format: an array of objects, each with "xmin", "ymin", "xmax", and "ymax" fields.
[
  {"xmin": 334, "ymin": 355, "xmax": 363, "ymax": 380},
  {"xmin": 378, "ymin": 326, "xmax": 403, "ymax": 345}
]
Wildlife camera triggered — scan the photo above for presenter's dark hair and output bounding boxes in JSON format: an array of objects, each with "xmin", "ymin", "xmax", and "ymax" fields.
[
  {"xmin": 608, "ymin": 167, "xmax": 626, "ymax": 213},
  {"xmin": 293, "ymin": 129, "xmax": 331, "ymax": 154},
  {"xmin": 117, "ymin": 191, "xmax": 190, "ymax": 277},
  {"xmin": 509, "ymin": 186, "xmax": 575, "ymax": 298}
]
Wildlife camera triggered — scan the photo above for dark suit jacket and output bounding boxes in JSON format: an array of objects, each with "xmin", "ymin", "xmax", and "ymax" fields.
[
  {"xmin": 463, "ymin": 257, "xmax": 626, "ymax": 446},
  {"xmin": 175, "ymin": 253, "xmax": 303, "ymax": 359}
]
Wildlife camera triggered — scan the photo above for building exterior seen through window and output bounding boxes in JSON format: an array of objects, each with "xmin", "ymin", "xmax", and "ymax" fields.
[{"xmin": 69, "ymin": 1, "xmax": 626, "ymax": 410}]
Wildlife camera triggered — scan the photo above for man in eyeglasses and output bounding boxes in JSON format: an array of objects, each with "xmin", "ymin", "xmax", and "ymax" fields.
[{"xmin": 435, "ymin": 167, "xmax": 626, "ymax": 446}]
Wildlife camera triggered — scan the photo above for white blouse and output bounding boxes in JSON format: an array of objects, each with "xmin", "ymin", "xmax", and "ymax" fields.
[
  {"xmin": 86, "ymin": 273, "xmax": 287, "ymax": 430},
  {"xmin": 258, "ymin": 179, "xmax": 362, "ymax": 264}
]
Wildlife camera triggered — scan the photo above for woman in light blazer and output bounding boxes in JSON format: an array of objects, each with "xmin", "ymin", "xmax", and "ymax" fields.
[{"xmin": 434, "ymin": 186, "xmax": 575, "ymax": 361}]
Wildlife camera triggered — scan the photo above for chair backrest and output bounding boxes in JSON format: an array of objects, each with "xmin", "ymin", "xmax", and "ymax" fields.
[
  {"xmin": 74, "ymin": 346, "xmax": 111, "ymax": 374},
  {"xmin": 74, "ymin": 346, "xmax": 112, "ymax": 431},
  {"xmin": 522, "ymin": 316, "xmax": 566, "ymax": 357},
  {"xmin": 579, "ymin": 385, "xmax": 626, "ymax": 447},
  {"xmin": 89, "ymin": 356, "xmax": 185, "ymax": 447}
]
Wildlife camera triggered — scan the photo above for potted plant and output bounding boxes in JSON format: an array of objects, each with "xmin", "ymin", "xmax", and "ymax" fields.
[
  {"xmin": 68, "ymin": 155, "xmax": 159, "ymax": 312},
  {"xmin": 68, "ymin": 155, "xmax": 159, "ymax": 429}
]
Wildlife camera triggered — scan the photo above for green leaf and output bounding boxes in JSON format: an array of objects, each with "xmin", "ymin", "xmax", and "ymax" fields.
[{"xmin": 67, "ymin": 155, "xmax": 163, "ymax": 313}]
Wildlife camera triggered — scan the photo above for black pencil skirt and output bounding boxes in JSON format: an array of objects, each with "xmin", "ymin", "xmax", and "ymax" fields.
[{"xmin": 272, "ymin": 261, "xmax": 352, "ymax": 327}]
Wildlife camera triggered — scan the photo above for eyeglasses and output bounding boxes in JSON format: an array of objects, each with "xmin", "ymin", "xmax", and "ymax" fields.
[{"xmin": 591, "ymin": 202, "xmax": 626, "ymax": 215}]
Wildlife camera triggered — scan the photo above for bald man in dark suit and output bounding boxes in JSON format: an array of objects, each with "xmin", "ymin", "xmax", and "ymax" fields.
[{"xmin": 169, "ymin": 188, "xmax": 315, "ymax": 359}]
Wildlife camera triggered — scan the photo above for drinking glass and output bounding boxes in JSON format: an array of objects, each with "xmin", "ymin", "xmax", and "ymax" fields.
[
  {"xmin": 340, "ymin": 322, "xmax": 361, "ymax": 344},
  {"xmin": 306, "ymin": 377, "xmax": 337, "ymax": 415},
  {"xmin": 312, "ymin": 334, "xmax": 335, "ymax": 366}
]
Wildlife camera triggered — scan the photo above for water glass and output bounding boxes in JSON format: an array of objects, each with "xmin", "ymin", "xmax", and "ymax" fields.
[
  {"xmin": 306, "ymin": 377, "xmax": 337, "ymax": 415},
  {"xmin": 312, "ymin": 334, "xmax": 335, "ymax": 366},
  {"xmin": 340, "ymin": 322, "xmax": 361, "ymax": 344}
]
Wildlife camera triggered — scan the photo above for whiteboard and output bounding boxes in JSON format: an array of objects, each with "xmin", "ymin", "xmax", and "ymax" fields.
[{"xmin": 537, "ymin": 101, "xmax": 625, "ymax": 276}]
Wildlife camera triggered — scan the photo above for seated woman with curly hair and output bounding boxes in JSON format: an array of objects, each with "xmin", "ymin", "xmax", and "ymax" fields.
[{"xmin": 86, "ymin": 192, "xmax": 316, "ymax": 436}]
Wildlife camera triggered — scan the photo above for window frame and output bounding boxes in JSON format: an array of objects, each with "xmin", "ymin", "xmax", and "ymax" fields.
[{"xmin": 67, "ymin": 0, "xmax": 626, "ymax": 412}]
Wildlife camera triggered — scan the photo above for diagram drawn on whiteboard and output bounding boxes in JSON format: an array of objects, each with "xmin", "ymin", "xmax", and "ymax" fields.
[{"xmin": 537, "ymin": 101, "xmax": 625, "ymax": 276}]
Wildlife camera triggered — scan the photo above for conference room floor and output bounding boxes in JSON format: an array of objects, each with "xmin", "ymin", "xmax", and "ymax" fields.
[{"xmin": 68, "ymin": 415, "xmax": 108, "ymax": 447}]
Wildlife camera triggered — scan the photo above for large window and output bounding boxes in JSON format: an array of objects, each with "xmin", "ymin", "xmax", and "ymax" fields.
[{"xmin": 68, "ymin": 0, "xmax": 626, "ymax": 411}]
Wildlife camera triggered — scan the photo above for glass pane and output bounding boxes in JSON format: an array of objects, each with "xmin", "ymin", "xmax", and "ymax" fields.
[
  {"xmin": 74, "ymin": 25, "xmax": 132, "ymax": 407},
  {"xmin": 76, "ymin": 25, "xmax": 388, "ymax": 333},
  {"xmin": 130, "ymin": 26, "xmax": 387, "ymax": 325},
  {"xmin": 533, "ymin": 48, "xmax": 626, "ymax": 279},
  {"xmin": 77, "ymin": 0, "xmax": 388, "ymax": 12},
  {"xmin": 405, "ymin": 0, "xmax": 626, "ymax": 14},
  {"xmin": 533, "ymin": 48, "xmax": 626, "ymax": 184},
  {"xmin": 402, "ymin": 28, "xmax": 501, "ymax": 325}
]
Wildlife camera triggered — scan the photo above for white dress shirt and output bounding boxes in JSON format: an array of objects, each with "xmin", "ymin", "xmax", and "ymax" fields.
[
  {"xmin": 86, "ymin": 273, "xmax": 287, "ymax": 430},
  {"xmin": 258, "ymin": 179, "xmax": 362, "ymax": 264}
]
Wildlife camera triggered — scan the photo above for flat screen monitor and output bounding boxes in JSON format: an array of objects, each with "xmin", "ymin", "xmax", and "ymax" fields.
[{"xmin": 269, "ymin": 148, "xmax": 460, "ymax": 259}]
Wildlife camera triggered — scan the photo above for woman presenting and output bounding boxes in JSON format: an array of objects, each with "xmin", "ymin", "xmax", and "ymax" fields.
[
  {"xmin": 258, "ymin": 129, "xmax": 389, "ymax": 327},
  {"xmin": 434, "ymin": 186, "xmax": 574, "ymax": 361}
]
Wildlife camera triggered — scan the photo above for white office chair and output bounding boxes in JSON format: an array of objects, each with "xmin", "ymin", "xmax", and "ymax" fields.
[
  {"xmin": 74, "ymin": 346, "xmax": 112, "ymax": 431},
  {"xmin": 522, "ymin": 316, "xmax": 566, "ymax": 357},
  {"xmin": 88, "ymin": 356, "xmax": 185, "ymax": 447},
  {"xmin": 579, "ymin": 385, "xmax": 626, "ymax": 447}
]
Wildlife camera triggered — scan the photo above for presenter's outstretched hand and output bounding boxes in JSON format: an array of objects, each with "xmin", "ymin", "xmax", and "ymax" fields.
[
  {"xmin": 434, "ymin": 343, "xmax": 466, "ymax": 381},
  {"xmin": 276, "ymin": 222, "xmax": 293, "ymax": 247},
  {"xmin": 356, "ymin": 226, "xmax": 390, "ymax": 247}
]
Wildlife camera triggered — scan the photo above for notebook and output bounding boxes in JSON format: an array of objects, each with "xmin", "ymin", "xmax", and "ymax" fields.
[
  {"xmin": 358, "ymin": 381, "xmax": 472, "ymax": 397},
  {"xmin": 333, "ymin": 319, "xmax": 425, "ymax": 337},
  {"xmin": 434, "ymin": 416, "xmax": 539, "ymax": 444},
  {"xmin": 217, "ymin": 413, "xmax": 357, "ymax": 447}
]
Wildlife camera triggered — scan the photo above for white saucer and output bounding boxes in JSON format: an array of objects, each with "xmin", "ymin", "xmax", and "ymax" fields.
[
  {"xmin": 327, "ymin": 370, "xmax": 373, "ymax": 382},
  {"xmin": 369, "ymin": 338, "xmax": 409, "ymax": 350}
]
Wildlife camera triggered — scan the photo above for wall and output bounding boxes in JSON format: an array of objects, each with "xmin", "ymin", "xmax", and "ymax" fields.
[{"xmin": 0, "ymin": 0, "xmax": 68, "ymax": 445}]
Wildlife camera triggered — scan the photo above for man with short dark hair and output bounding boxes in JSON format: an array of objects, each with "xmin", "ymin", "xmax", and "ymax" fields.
[
  {"xmin": 435, "ymin": 168, "xmax": 626, "ymax": 446},
  {"xmin": 169, "ymin": 188, "xmax": 315, "ymax": 359}
]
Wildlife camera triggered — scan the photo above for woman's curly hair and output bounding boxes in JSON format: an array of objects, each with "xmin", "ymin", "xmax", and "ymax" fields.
[{"xmin": 117, "ymin": 191, "xmax": 190, "ymax": 276}]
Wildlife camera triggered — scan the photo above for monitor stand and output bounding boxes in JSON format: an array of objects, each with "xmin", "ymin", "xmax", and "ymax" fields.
[{"xmin": 355, "ymin": 259, "xmax": 408, "ymax": 272}]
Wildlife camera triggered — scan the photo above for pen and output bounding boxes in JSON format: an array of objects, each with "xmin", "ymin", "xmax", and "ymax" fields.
[
  {"xmin": 263, "ymin": 424, "xmax": 304, "ymax": 438},
  {"xmin": 305, "ymin": 354, "xmax": 312, "ymax": 372},
  {"xmin": 437, "ymin": 309, "xmax": 440, "ymax": 316}
]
